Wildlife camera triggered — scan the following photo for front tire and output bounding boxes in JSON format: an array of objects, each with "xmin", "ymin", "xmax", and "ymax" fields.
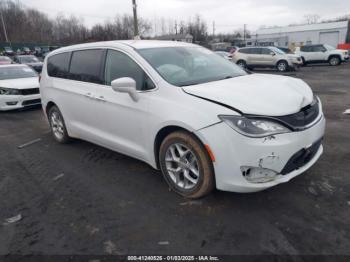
[
  {"xmin": 276, "ymin": 60, "xmax": 288, "ymax": 72},
  {"xmin": 159, "ymin": 131, "xmax": 215, "ymax": 199},
  {"xmin": 48, "ymin": 105, "xmax": 70, "ymax": 143},
  {"xmin": 329, "ymin": 56, "xmax": 341, "ymax": 66},
  {"xmin": 236, "ymin": 60, "xmax": 247, "ymax": 69}
]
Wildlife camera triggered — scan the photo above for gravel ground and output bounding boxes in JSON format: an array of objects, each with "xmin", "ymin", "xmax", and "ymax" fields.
[{"xmin": 0, "ymin": 63, "xmax": 349, "ymax": 259}]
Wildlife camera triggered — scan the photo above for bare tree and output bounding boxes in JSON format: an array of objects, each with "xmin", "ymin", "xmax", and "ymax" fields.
[{"xmin": 304, "ymin": 14, "xmax": 321, "ymax": 24}]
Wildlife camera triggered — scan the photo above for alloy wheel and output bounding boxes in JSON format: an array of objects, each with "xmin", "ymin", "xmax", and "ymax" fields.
[
  {"xmin": 50, "ymin": 111, "xmax": 64, "ymax": 140},
  {"xmin": 165, "ymin": 143, "xmax": 200, "ymax": 190},
  {"xmin": 277, "ymin": 62, "xmax": 287, "ymax": 72}
]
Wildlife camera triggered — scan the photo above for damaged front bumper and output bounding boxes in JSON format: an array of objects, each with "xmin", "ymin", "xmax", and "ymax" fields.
[{"xmin": 195, "ymin": 114, "xmax": 326, "ymax": 193}]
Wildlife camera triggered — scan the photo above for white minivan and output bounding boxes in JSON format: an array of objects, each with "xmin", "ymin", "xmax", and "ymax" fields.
[{"xmin": 40, "ymin": 40, "xmax": 325, "ymax": 198}]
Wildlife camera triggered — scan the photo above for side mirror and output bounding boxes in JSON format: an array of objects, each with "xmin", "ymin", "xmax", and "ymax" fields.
[
  {"xmin": 270, "ymin": 52, "xmax": 276, "ymax": 56},
  {"xmin": 111, "ymin": 77, "xmax": 139, "ymax": 102}
]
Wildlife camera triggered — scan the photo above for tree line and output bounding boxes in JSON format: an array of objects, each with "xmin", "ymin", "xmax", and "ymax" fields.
[{"xmin": 0, "ymin": 0, "xmax": 210, "ymax": 46}]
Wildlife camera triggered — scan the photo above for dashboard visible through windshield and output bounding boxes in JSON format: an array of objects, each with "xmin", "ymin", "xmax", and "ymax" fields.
[{"xmin": 138, "ymin": 47, "xmax": 246, "ymax": 87}]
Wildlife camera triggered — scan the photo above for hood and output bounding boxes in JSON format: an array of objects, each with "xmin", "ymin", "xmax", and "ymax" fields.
[
  {"xmin": 0, "ymin": 77, "xmax": 39, "ymax": 90},
  {"xmin": 335, "ymin": 49, "xmax": 348, "ymax": 55},
  {"xmin": 182, "ymin": 74, "xmax": 314, "ymax": 116}
]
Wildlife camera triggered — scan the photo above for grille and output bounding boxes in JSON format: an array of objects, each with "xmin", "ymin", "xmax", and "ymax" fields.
[
  {"xmin": 281, "ymin": 138, "xmax": 322, "ymax": 175},
  {"xmin": 274, "ymin": 99, "xmax": 320, "ymax": 130},
  {"xmin": 22, "ymin": 99, "xmax": 41, "ymax": 106},
  {"xmin": 246, "ymin": 99, "xmax": 320, "ymax": 131},
  {"xmin": 20, "ymin": 88, "xmax": 40, "ymax": 96}
]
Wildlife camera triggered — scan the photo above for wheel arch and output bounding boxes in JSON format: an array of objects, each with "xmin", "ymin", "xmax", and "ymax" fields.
[
  {"xmin": 153, "ymin": 125, "xmax": 208, "ymax": 169},
  {"xmin": 45, "ymin": 101, "xmax": 57, "ymax": 117},
  {"xmin": 328, "ymin": 54, "xmax": 341, "ymax": 60},
  {"xmin": 276, "ymin": 59, "xmax": 288, "ymax": 65}
]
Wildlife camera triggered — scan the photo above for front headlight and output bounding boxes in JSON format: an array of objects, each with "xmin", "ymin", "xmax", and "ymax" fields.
[
  {"xmin": 219, "ymin": 115, "xmax": 291, "ymax": 138},
  {"xmin": 0, "ymin": 87, "xmax": 20, "ymax": 95}
]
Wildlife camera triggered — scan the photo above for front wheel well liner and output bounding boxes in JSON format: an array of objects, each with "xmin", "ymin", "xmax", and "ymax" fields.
[
  {"xmin": 45, "ymin": 101, "xmax": 57, "ymax": 116},
  {"xmin": 154, "ymin": 126, "xmax": 206, "ymax": 169},
  {"xmin": 276, "ymin": 59, "xmax": 289, "ymax": 66},
  {"xmin": 328, "ymin": 54, "xmax": 341, "ymax": 60}
]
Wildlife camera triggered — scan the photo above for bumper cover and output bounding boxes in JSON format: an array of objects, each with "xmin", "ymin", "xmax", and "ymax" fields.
[
  {"xmin": 196, "ymin": 114, "xmax": 325, "ymax": 193},
  {"xmin": 0, "ymin": 94, "xmax": 41, "ymax": 111}
]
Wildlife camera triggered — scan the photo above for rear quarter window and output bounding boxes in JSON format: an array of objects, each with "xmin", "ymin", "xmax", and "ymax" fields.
[
  {"xmin": 47, "ymin": 52, "xmax": 71, "ymax": 78},
  {"xmin": 238, "ymin": 49, "xmax": 249, "ymax": 54}
]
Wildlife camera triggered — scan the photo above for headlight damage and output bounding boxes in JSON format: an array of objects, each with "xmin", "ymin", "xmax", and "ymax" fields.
[{"xmin": 219, "ymin": 115, "xmax": 291, "ymax": 137}]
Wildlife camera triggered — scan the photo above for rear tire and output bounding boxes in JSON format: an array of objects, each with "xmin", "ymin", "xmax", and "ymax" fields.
[
  {"xmin": 159, "ymin": 131, "xmax": 215, "ymax": 199},
  {"xmin": 48, "ymin": 105, "xmax": 70, "ymax": 144}
]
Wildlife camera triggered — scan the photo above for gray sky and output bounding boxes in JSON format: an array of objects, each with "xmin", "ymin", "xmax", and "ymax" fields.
[{"xmin": 22, "ymin": 0, "xmax": 350, "ymax": 33}]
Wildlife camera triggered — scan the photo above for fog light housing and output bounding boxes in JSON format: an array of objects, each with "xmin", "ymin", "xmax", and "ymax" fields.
[
  {"xmin": 6, "ymin": 101, "xmax": 18, "ymax": 106},
  {"xmin": 241, "ymin": 166, "xmax": 279, "ymax": 183}
]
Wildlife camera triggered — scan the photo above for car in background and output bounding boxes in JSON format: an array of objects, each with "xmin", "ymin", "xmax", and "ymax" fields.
[
  {"xmin": 276, "ymin": 46, "xmax": 293, "ymax": 54},
  {"xmin": 0, "ymin": 64, "xmax": 40, "ymax": 111},
  {"xmin": 34, "ymin": 46, "xmax": 42, "ymax": 57},
  {"xmin": 3, "ymin": 46, "xmax": 15, "ymax": 56},
  {"xmin": 41, "ymin": 46, "xmax": 50, "ymax": 58},
  {"xmin": 215, "ymin": 51, "xmax": 233, "ymax": 61},
  {"xmin": 232, "ymin": 46, "xmax": 302, "ymax": 72},
  {"xmin": 295, "ymin": 44, "xmax": 349, "ymax": 66},
  {"xmin": 14, "ymin": 55, "xmax": 43, "ymax": 73},
  {"xmin": 40, "ymin": 40, "xmax": 325, "ymax": 198},
  {"xmin": 22, "ymin": 47, "xmax": 32, "ymax": 55},
  {"xmin": 0, "ymin": 56, "xmax": 13, "ymax": 65}
]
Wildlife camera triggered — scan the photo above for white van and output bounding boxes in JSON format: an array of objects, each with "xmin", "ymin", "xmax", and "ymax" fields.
[{"xmin": 40, "ymin": 40, "xmax": 325, "ymax": 198}]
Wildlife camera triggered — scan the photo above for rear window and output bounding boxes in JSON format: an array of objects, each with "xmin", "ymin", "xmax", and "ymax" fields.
[
  {"xmin": 69, "ymin": 49, "xmax": 105, "ymax": 84},
  {"xmin": 47, "ymin": 52, "xmax": 71, "ymax": 78}
]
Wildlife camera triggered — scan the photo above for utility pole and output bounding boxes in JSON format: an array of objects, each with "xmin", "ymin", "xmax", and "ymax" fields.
[
  {"xmin": 243, "ymin": 24, "xmax": 246, "ymax": 46},
  {"xmin": 132, "ymin": 0, "xmax": 139, "ymax": 39},
  {"xmin": 212, "ymin": 21, "xmax": 215, "ymax": 37},
  {"xmin": 175, "ymin": 20, "xmax": 177, "ymax": 35},
  {"xmin": 0, "ymin": 2, "xmax": 9, "ymax": 43}
]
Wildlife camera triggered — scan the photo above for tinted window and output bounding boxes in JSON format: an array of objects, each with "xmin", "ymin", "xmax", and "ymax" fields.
[
  {"xmin": 47, "ymin": 52, "xmax": 71, "ymax": 78},
  {"xmin": 238, "ymin": 48, "xmax": 249, "ymax": 54},
  {"xmin": 249, "ymin": 48, "xmax": 261, "ymax": 55},
  {"xmin": 300, "ymin": 46, "xmax": 310, "ymax": 52},
  {"xmin": 105, "ymin": 49, "xmax": 155, "ymax": 91},
  {"xmin": 69, "ymin": 49, "xmax": 105, "ymax": 84},
  {"xmin": 261, "ymin": 48, "xmax": 272, "ymax": 55},
  {"xmin": 313, "ymin": 45, "xmax": 326, "ymax": 52}
]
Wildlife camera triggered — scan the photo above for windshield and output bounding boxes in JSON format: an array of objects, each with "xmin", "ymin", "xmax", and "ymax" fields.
[
  {"xmin": 138, "ymin": 47, "xmax": 246, "ymax": 87},
  {"xmin": 0, "ymin": 56, "xmax": 11, "ymax": 62},
  {"xmin": 0, "ymin": 66, "xmax": 37, "ymax": 80},
  {"xmin": 4, "ymin": 47, "xmax": 13, "ymax": 51},
  {"xmin": 270, "ymin": 47, "xmax": 286, "ymax": 55},
  {"xmin": 19, "ymin": 56, "xmax": 40, "ymax": 63},
  {"xmin": 324, "ymin": 44, "xmax": 336, "ymax": 51}
]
